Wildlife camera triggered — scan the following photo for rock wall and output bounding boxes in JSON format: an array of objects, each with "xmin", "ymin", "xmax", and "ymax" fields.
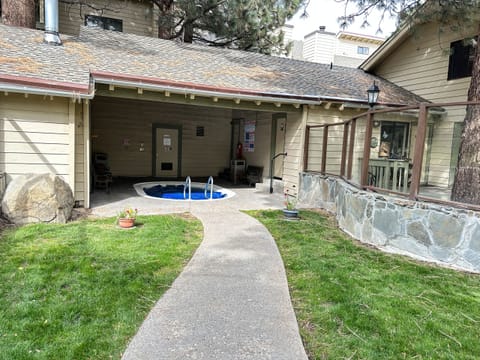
[{"xmin": 298, "ymin": 173, "xmax": 480, "ymax": 273}]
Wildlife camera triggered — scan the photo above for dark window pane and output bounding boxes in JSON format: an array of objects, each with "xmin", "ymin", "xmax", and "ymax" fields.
[
  {"xmin": 448, "ymin": 38, "xmax": 475, "ymax": 80},
  {"xmin": 85, "ymin": 15, "xmax": 123, "ymax": 32}
]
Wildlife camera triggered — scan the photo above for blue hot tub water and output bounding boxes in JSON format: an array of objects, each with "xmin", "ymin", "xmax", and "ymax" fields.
[{"xmin": 143, "ymin": 184, "xmax": 227, "ymax": 200}]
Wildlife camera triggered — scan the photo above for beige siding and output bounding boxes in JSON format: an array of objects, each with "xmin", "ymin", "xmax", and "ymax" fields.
[
  {"xmin": 91, "ymin": 97, "xmax": 232, "ymax": 177},
  {"xmin": 59, "ymin": 0, "xmax": 155, "ymax": 37},
  {"xmin": 0, "ymin": 93, "xmax": 77, "ymax": 192},
  {"xmin": 374, "ymin": 22, "xmax": 476, "ymax": 188},
  {"xmin": 283, "ymin": 111, "xmax": 305, "ymax": 195},
  {"xmin": 75, "ymin": 102, "xmax": 85, "ymax": 204},
  {"xmin": 305, "ymin": 107, "xmax": 366, "ymax": 184}
]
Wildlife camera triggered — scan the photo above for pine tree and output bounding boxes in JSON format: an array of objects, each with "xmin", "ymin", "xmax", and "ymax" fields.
[
  {"xmin": 151, "ymin": 0, "xmax": 302, "ymax": 55},
  {"xmin": 337, "ymin": 0, "xmax": 480, "ymax": 205}
]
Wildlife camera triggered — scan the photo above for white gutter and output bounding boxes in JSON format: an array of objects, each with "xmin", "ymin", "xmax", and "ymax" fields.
[
  {"xmin": 93, "ymin": 76, "xmax": 376, "ymax": 107},
  {"xmin": 0, "ymin": 83, "xmax": 95, "ymax": 99}
]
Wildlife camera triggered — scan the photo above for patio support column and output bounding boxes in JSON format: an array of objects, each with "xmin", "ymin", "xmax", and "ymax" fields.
[
  {"xmin": 321, "ymin": 125, "xmax": 329, "ymax": 174},
  {"xmin": 409, "ymin": 103, "xmax": 428, "ymax": 200},
  {"xmin": 361, "ymin": 112, "xmax": 373, "ymax": 187},
  {"xmin": 340, "ymin": 122, "xmax": 349, "ymax": 177},
  {"xmin": 83, "ymin": 99, "xmax": 91, "ymax": 208},
  {"xmin": 347, "ymin": 118, "xmax": 356, "ymax": 180},
  {"xmin": 303, "ymin": 125, "xmax": 310, "ymax": 171}
]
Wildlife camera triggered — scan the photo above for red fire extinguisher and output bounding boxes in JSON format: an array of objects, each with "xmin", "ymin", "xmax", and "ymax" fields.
[{"xmin": 236, "ymin": 142, "xmax": 243, "ymax": 159}]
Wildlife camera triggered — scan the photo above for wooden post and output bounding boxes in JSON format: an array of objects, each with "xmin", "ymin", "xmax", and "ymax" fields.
[
  {"xmin": 340, "ymin": 123, "xmax": 349, "ymax": 177},
  {"xmin": 409, "ymin": 103, "xmax": 428, "ymax": 200},
  {"xmin": 361, "ymin": 112, "xmax": 374, "ymax": 187},
  {"xmin": 303, "ymin": 125, "xmax": 310, "ymax": 171},
  {"xmin": 347, "ymin": 119, "xmax": 356, "ymax": 179},
  {"xmin": 321, "ymin": 125, "xmax": 329, "ymax": 174}
]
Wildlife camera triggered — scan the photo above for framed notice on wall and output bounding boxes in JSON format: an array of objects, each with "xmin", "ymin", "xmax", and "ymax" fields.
[{"xmin": 244, "ymin": 120, "xmax": 256, "ymax": 152}]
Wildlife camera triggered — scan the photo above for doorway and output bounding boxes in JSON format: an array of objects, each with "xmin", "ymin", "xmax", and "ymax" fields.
[
  {"xmin": 272, "ymin": 114, "xmax": 286, "ymax": 179},
  {"xmin": 153, "ymin": 125, "xmax": 181, "ymax": 178}
]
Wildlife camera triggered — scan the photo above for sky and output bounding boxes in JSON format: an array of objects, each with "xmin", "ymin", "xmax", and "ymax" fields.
[{"xmin": 286, "ymin": 0, "xmax": 399, "ymax": 40}]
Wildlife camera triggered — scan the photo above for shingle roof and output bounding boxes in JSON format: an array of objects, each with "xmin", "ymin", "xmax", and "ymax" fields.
[{"xmin": 0, "ymin": 24, "xmax": 426, "ymax": 105}]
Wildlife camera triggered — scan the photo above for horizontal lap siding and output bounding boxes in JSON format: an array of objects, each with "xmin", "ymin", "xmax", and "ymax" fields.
[
  {"xmin": 375, "ymin": 22, "xmax": 474, "ymax": 188},
  {"xmin": 59, "ymin": 0, "xmax": 154, "ymax": 37},
  {"xmin": 305, "ymin": 108, "xmax": 365, "ymax": 183},
  {"xmin": 92, "ymin": 97, "xmax": 232, "ymax": 177},
  {"xmin": 0, "ymin": 93, "xmax": 71, "ymax": 185},
  {"xmin": 75, "ymin": 104, "xmax": 85, "ymax": 203},
  {"xmin": 283, "ymin": 112, "xmax": 304, "ymax": 195}
]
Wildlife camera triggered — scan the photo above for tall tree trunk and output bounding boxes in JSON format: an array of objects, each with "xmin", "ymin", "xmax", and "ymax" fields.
[
  {"xmin": 451, "ymin": 37, "xmax": 480, "ymax": 204},
  {"xmin": 183, "ymin": 21, "xmax": 194, "ymax": 43},
  {"xmin": 1, "ymin": 0, "xmax": 36, "ymax": 28},
  {"xmin": 156, "ymin": 0, "xmax": 174, "ymax": 39}
]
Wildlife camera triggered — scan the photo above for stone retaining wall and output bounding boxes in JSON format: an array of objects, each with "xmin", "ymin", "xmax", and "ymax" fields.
[{"xmin": 298, "ymin": 173, "xmax": 480, "ymax": 273}]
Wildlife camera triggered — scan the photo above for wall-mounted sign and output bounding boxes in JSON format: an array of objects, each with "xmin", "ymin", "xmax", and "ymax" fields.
[{"xmin": 244, "ymin": 120, "xmax": 256, "ymax": 152}]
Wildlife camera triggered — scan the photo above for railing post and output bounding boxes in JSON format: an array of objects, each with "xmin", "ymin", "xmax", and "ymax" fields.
[
  {"xmin": 347, "ymin": 118, "xmax": 356, "ymax": 179},
  {"xmin": 340, "ymin": 122, "xmax": 349, "ymax": 177},
  {"xmin": 409, "ymin": 103, "xmax": 428, "ymax": 200},
  {"xmin": 321, "ymin": 125, "xmax": 329, "ymax": 174},
  {"xmin": 303, "ymin": 125, "xmax": 310, "ymax": 171},
  {"xmin": 361, "ymin": 111, "xmax": 374, "ymax": 187}
]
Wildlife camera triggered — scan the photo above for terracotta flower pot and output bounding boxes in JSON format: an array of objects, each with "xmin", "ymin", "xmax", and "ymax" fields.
[{"xmin": 118, "ymin": 217, "xmax": 135, "ymax": 228}]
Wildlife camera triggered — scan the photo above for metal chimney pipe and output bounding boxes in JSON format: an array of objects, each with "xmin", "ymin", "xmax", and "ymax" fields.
[{"xmin": 44, "ymin": 0, "xmax": 62, "ymax": 45}]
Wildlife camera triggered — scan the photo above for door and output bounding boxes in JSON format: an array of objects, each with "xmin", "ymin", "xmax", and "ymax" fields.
[
  {"xmin": 273, "ymin": 115, "xmax": 286, "ymax": 179},
  {"xmin": 155, "ymin": 127, "xmax": 179, "ymax": 177}
]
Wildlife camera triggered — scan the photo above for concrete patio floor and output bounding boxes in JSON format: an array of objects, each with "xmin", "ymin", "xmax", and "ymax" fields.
[{"xmin": 89, "ymin": 178, "xmax": 308, "ymax": 359}]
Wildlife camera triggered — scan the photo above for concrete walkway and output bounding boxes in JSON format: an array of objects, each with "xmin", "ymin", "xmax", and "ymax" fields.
[{"xmin": 91, "ymin": 184, "xmax": 308, "ymax": 359}]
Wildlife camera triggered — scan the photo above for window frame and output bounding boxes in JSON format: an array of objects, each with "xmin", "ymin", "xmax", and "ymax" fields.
[
  {"xmin": 447, "ymin": 37, "xmax": 476, "ymax": 80},
  {"xmin": 85, "ymin": 14, "xmax": 123, "ymax": 32},
  {"xmin": 357, "ymin": 46, "xmax": 369, "ymax": 55}
]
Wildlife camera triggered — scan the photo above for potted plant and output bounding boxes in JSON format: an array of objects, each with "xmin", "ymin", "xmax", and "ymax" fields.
[
  {"xmin": 117, "ymin": 207, "xmax": 138, "ymax": 228},
  {"xmin": 283, "ymin": 194, "xmax": 299, "ymax": 219}
]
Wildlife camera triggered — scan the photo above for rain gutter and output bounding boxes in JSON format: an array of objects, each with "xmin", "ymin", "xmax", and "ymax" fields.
[
  {"xmin": 0, "ymin": 74, "xmax": 94, "ymax": 99},
  {"xmin": 93, "ymin": 70, "xmax": 390, "ymax": 107}
]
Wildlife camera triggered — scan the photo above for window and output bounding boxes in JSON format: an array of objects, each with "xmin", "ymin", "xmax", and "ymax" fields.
[
  {"xmin": 196, "ymin": 126, "xmax": 205, "ymax": 137},
  {"xmin": 85, "ymin": 15, "xmax": 123, "ymax": 32},
  {"xmin": 448, "ymin": 38, "xmax": 475, "ymax": 80},
  {"xmin": 378, "ymin": 122, "xmax": 410, "ymax": 159},
  {"xmin": 357, "ymin": 46, "xmax": 369, "ymax": 55}
]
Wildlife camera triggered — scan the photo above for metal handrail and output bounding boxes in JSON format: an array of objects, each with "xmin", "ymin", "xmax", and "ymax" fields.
[
  {"xmin": 204, "ymin": 176, "xmax": 214, "ymax": 200},
  {"xmin": 184, "ymin": 176, "xmax": 191, "ymax": 200}
]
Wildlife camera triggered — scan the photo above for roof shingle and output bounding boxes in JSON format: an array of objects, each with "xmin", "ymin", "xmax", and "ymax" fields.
[{"xmin": 0, "ymin": 24, "xmax": 426, "ymax": 105}]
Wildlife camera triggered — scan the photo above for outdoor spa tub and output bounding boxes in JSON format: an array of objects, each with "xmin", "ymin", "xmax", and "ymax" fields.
[{"xmin": 134, "ymin": 181, "xmax": 235, "ymax": 201}]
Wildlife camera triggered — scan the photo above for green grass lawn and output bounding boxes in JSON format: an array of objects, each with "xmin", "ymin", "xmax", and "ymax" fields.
[
  {"xmin": 251, "ymin": 210, "xmax": 480, "ymax": 360},
  {"xmin": 0, "ymin": 215, "xmax": 202, "ymax": 360}
]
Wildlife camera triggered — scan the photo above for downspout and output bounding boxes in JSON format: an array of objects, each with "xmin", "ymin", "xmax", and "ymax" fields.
[{"xmin": 44, "ymin": 0, "xmax": 62, "ymax": 45}]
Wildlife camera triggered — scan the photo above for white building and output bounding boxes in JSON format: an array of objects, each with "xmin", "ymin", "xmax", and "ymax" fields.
[{"xmin": 301, "ymin": 26, "xmax": 384, "ymax": 67}]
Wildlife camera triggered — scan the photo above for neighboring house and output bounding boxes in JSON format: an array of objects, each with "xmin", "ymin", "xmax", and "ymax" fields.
[
  {"xmin": 17, "ymin": 0, "xmax": 157, "ymax": 37},
  {"xmin": 360, "ymin": 21, "xmax": 476, "ymax": 189},
  {"xmin": 0, "ymin": 21, "xmax": 422, "ymax": 208},
  {"xmin": 302, "ymin": 26, "xmax": 384, "ymax": 67}
]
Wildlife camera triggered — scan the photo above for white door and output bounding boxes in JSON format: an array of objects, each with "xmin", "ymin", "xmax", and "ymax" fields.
[
  {"xmin": 155, "ymin": 128, "xmax": 179, "ymax": 177},
  {"xmin": 274, "ymin": 117, "xmax": 286, "ymax": 179}
]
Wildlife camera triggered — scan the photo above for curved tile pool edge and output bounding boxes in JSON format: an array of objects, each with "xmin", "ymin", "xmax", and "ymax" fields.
[{"xmin": 134, "ymin": 181, "xmax": 236, "ymax": 201}]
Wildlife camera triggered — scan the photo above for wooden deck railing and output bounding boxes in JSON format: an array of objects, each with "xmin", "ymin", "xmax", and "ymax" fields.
[{"xmin": 303, "ymin": 101, "xmax": 480, "ymax": 203}]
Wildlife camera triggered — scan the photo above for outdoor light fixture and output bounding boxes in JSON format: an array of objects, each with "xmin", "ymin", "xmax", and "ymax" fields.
[{"xmin": 367, "ymin": 81, "xmax": 380, "ymax": 108}]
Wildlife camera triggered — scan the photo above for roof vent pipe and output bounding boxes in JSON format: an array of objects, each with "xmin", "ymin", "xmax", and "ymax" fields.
[{"xmin": 44, "ymin": 0, "xmax": 62, "ymax": 45}]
